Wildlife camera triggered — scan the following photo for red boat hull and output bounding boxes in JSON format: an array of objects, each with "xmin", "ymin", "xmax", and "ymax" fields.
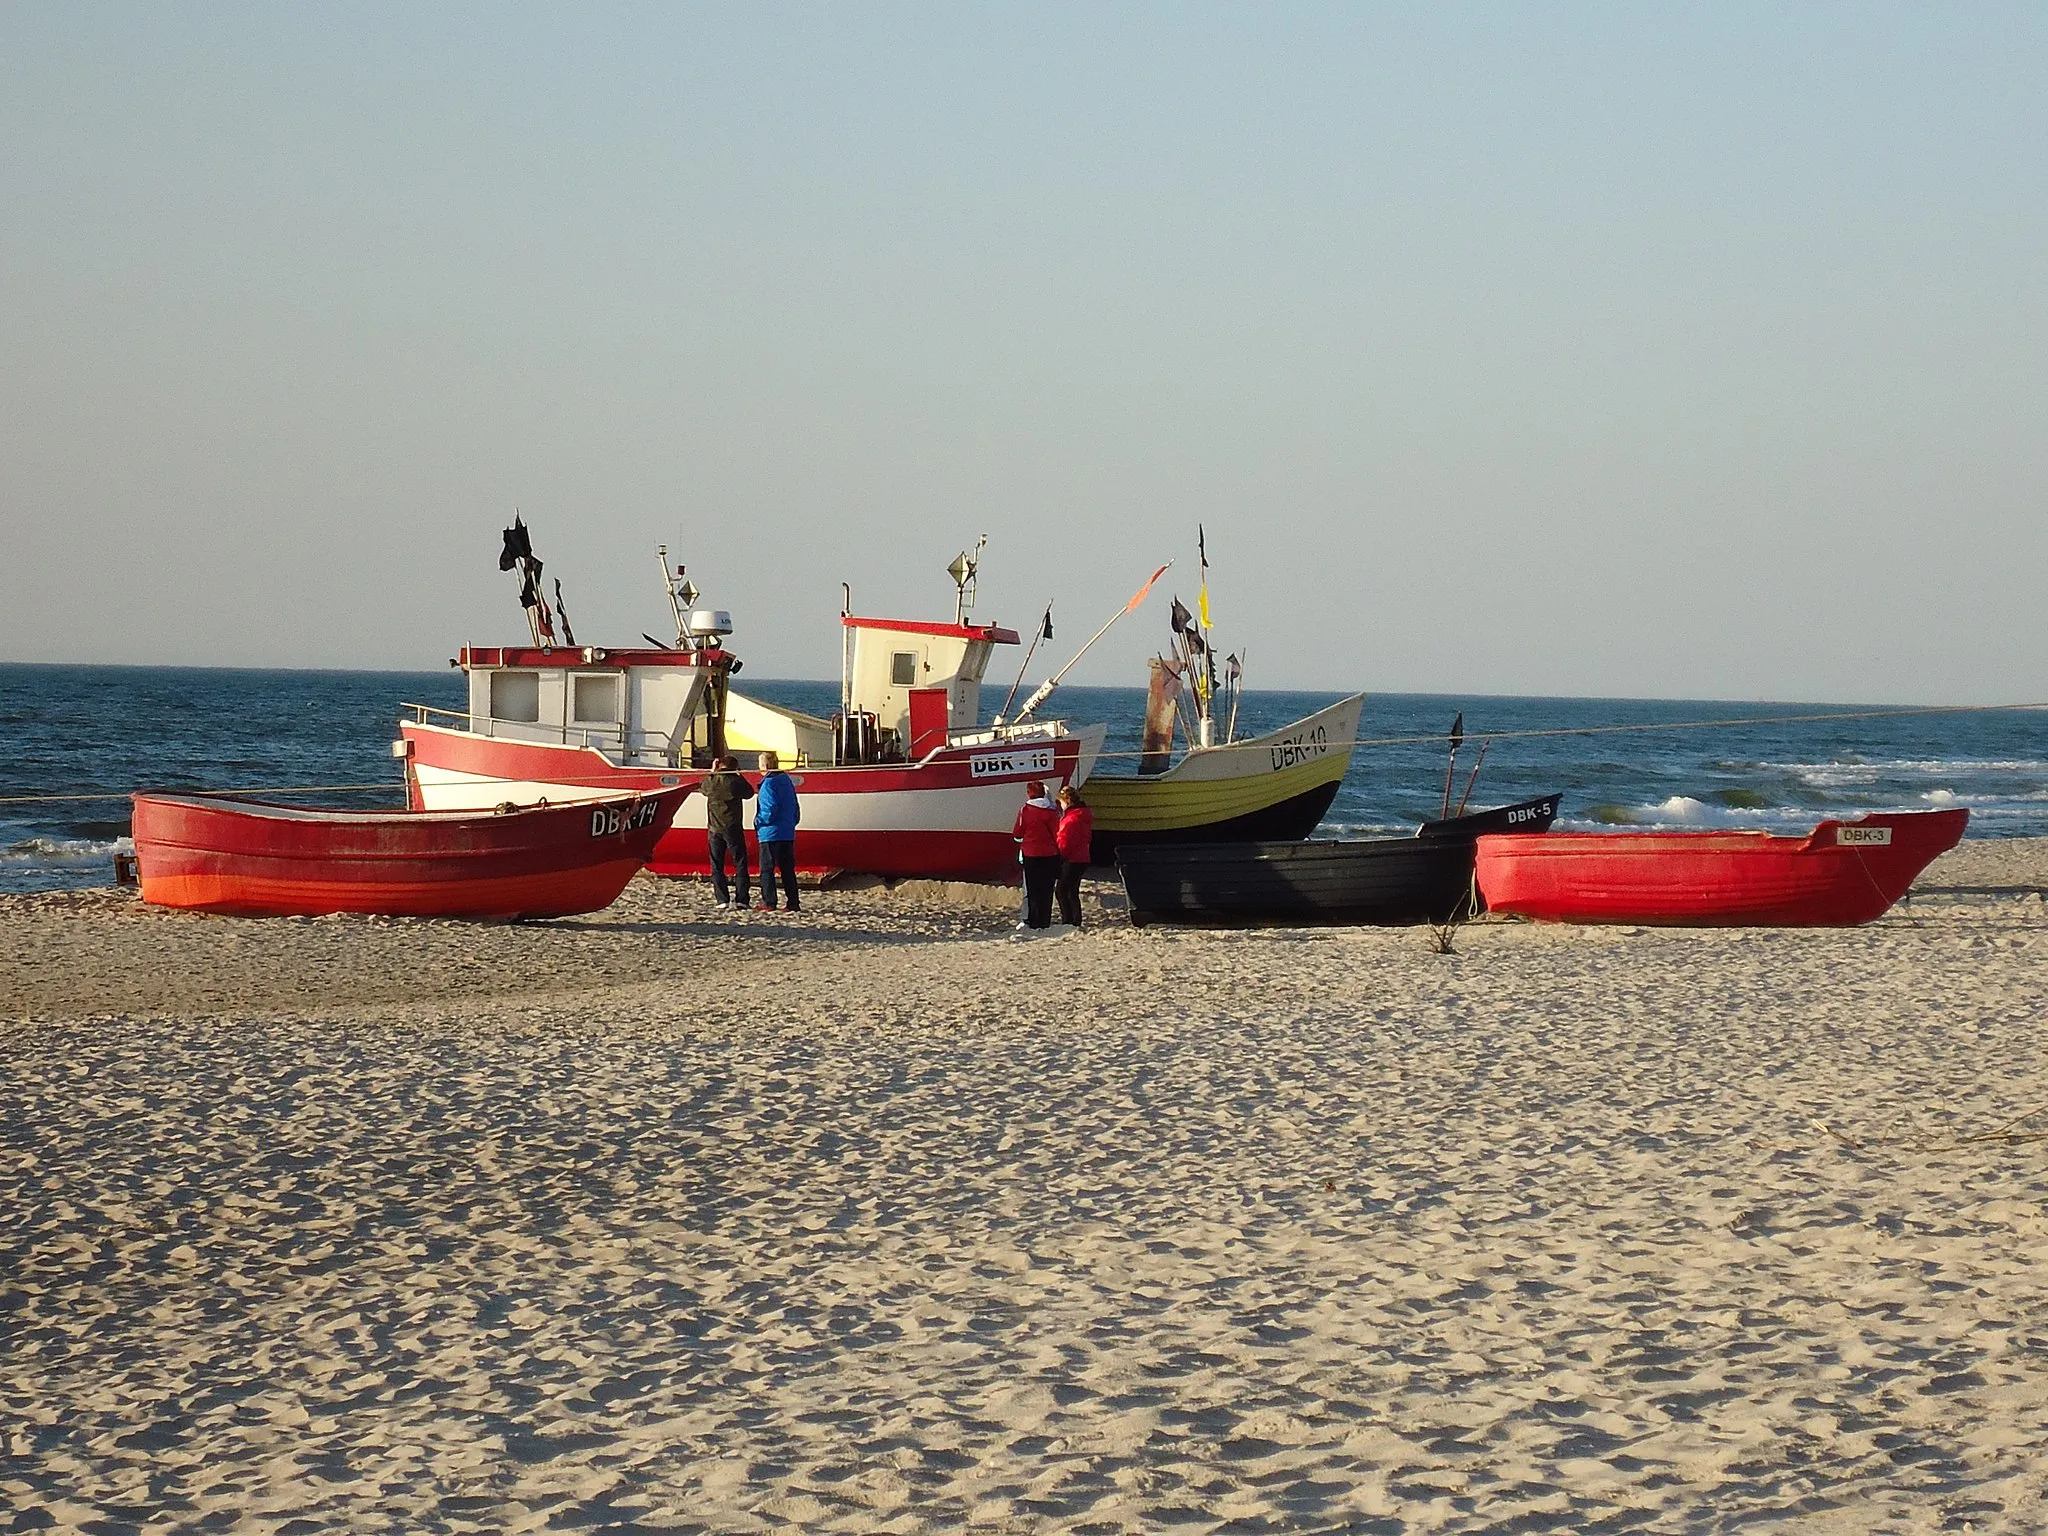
[
  {"xmin": 1473, "ymin": 809, "xmax": 1968, "ymax": 927},
  {"xmin": 399, "ymin": 719, "xmax": 1102, "ymax": 881},
  {"xmin": 131, "ymin": 789, "xmax": 688, "ymax": 919}
]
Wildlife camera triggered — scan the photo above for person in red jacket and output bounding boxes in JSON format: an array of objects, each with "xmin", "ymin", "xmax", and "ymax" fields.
[
  {"xmin": 1012, "ymin": 779, "xmax": 1062, "ymax": 930},
  {"xmin": 1054, "ymin": 785, "xmax": 1094, "ymax": 928}
]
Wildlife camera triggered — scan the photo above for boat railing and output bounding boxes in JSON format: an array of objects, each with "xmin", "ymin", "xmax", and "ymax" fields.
[
  {"xmin": 399, "ymin": 701, "xmax": 678, "ymax": 762},
  {"xmin": 908, "ymin": 717, "xmax": 1074, "ymax": 768},
  {"xmin": 945, "ymin": 719, "xmax": 1071, "ymax": 750}
]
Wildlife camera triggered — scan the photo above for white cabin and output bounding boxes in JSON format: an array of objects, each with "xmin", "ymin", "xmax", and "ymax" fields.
[
  {"xmin": 427, "ymin": 617, "xmax": 1032, "ymax": 772},
  {"xmin": 434, "ymin": 643, "xmax": 729, "ymax": 767}
]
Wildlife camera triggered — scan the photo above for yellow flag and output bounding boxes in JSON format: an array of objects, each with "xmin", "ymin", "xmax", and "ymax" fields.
[{"xmin": 1198, "ymin": 583, "xmax": 1211, "ymax": 630}]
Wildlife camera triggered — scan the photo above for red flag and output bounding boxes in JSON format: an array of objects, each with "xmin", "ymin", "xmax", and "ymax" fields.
[{"xmin": 1124, "ymin": 563, "xmax": 1171, "ymax": 614}]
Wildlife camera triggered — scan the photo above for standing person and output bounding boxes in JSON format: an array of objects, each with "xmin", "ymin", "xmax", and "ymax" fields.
[
  {"xmin": 1054, "ymin": 785, "xmax": 1094, "ymax": 929},
  {"xmin": 1013, "ymin": 779, "xmax": 1061, "ymax": 931},
  {"xmin": 700, "ymin": 754, "xmax": 754, "ymax": 910},
  {"xmin": 754, "ymin": 751, "xmax": 801, "ymax": 913}
]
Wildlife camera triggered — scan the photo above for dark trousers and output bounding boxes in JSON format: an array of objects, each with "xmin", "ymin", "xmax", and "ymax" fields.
[
  {"xmin": 1055, "ymin": 860, "xmax": 1086, "ymax": 927},
  {"xmin": 759, "ymin": 838, "xmax": 799, "ymax": 911},
  {"xmin": 707, "ymin": 825, "xmax": 749, "ymax": 907},
  {"xmin": 1022, "ymin": 855, "xmax": 1060, "ymax": 929}
]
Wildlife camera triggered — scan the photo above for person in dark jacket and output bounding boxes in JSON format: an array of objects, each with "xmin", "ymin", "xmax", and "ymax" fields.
[
  {"xmin": 754, "ymin": 751, "xmax": 801, "ymax": 913},
  {"xmin": 1012, "ymin": 779, "xmax": 1062, "ymax": 930},
  {"xmin": 1054, "ymin": 784, "xmax": 1094, "ymax": 928},
  {"xmin": 700, "ymin": 755, "xmax": 755, "ymax": 909}
]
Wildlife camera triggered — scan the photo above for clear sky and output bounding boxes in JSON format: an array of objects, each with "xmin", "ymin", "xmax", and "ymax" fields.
[{"xmin": 4, "ymin": 4, "xmax": 2043, "ymax": 702}]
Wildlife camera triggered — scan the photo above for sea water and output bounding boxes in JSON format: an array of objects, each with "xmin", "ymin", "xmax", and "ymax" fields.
[{"xmin": 4, "ymin": 662, "xmax": 2045, "ymax": 894}]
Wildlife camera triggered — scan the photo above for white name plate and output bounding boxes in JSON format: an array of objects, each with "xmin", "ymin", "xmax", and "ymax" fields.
[{"xmin": 971, "ymin": 746, "xmax": 1057, "ymax": 780}]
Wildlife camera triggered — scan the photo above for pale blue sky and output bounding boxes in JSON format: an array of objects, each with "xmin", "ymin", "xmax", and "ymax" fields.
[{"xmin": 4, "ymin": 4, "xmax": 2043, "ymax": 701}]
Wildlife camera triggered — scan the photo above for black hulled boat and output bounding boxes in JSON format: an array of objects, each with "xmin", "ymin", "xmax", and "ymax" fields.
[{"xmin": 1116, "ymin": 793, "xmax": 1562, "ymax": 928}]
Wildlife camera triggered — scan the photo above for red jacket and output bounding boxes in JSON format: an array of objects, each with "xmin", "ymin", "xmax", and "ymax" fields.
[
  {"xmin": 1056, "ymin": 805, "xmax": 1094, "ymax": 864},
  {"xmin": 1013, "ymin": 799, "xmax": 1061, "ymax": 859}
]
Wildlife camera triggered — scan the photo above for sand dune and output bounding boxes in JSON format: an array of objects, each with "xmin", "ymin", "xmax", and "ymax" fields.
[{"xmin": 4, "ymin": 844, "xmax": 2046, "ymax": 1531}]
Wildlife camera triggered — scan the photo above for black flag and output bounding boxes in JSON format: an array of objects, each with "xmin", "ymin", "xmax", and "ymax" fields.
[
  {"xmin": 1449, "ymin": 712, "xmax": 1464, "ymax": 751},
  {"xmin": 554, "ymin": 579, "xmax": 576, "ymax": 647},
  {"xmin": 1170, "ymin": 597, "xmax": 1193, "ymax": 634},
  {"xmin": 500, "ymin": 516, "xmax": 534, "ymax": 572}
]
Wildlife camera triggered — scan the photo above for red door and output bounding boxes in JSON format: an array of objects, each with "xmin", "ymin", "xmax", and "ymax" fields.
[{"xmin": 908, "ymin": 687, "xmax": 949, "ymax": 758}]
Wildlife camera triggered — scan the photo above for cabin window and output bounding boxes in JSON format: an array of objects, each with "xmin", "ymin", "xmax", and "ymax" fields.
[
  {"xmin": 890, "ymin": 652, "xmax": 919, "ymax": 686},
  {"xmin": 490, "ymin": 670, "xmax": 541, "ymax": 723},
  {"xmin": 572, "ymin": 673, "xmax": 620, "ymax": 724}
]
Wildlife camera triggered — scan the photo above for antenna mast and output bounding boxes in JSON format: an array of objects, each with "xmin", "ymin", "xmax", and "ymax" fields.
[{"xmin": 947, "ymin": 534, "xmax": 987, "ymax": 625}]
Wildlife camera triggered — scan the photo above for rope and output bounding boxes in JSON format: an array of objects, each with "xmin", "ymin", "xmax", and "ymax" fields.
[
  {"xmin": 1079, "ymin": 698, "xmax": 2048, "ymax": 763},
  {"xmin": 0, "ymin": 784, "xmax": 401, "ymax": 806}
]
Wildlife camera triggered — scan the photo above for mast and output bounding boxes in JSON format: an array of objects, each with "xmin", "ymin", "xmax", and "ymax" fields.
[
  {"xmin": 1196, "ymin": 525, "xmax": 1217, "ymax": 746},
  {"xmin": 841, "ymin": 583, "xmax": 854, "ymax": 715}
]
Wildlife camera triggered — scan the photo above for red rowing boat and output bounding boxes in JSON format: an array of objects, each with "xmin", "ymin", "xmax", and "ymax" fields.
[
  {"xmin": 131, "ymin": 788, "xmax": 689, "ymax": 919},
  {"xmin": 1473, "ymin": 809, "xmax": 1968, "ymax": 927}
]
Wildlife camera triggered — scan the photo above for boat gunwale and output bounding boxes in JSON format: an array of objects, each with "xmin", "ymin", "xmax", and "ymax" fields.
[
  {"xmin": 1084, "ymin": 693, "xmax": 1366, "ymax": 785},
  {"xmin": 132, "ymin": 790, "xmax": 659, "ymax": 826}
]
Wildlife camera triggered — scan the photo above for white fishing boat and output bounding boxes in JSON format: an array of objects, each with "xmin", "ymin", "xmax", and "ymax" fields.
[{"xmin": 399, "ymin": 526, "xmax": 1104, "ymax": 881}]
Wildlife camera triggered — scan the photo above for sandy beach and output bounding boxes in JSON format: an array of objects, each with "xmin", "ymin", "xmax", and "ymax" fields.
[{"xmin": 5, "ymin": 841, "xmax": 2048, "ymax": 1533}]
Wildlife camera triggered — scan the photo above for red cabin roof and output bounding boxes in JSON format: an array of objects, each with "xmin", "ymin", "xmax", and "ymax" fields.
[
  {"xmin": 841, "ymin": 615, "xmax": 1020, "ymax": 645},
  {"xmin": 457, "ymin": 645, "xmax": 730, "ymax": 670}
]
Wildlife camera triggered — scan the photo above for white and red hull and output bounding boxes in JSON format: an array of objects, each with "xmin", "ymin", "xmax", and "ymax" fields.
[{"xmin": 400, "ymin": 720, "xmax": 1106, "ymax": 882}]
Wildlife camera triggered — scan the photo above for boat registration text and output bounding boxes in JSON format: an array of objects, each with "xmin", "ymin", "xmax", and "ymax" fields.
[
  {"xmin": 970, "ymin": 747, "xmax": 1058, "ymax": 780},
  {"xmin": 1269, "ymin": 725, "xmax": 1332, "ymax": 771},
  {"xmin": 1836, "ymin": 826, "xmax": 1894, "ymax": 846},
  {"xmin": 590, "ymin": 799, "xmax": 662, "ymax": 837}
]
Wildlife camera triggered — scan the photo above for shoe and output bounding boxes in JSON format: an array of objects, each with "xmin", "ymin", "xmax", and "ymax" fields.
[{"xmin": 757, "ymin": 903, "xmax": 778, "ymax": 912}]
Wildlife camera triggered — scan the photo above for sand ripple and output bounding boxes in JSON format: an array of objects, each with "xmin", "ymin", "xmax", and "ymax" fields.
[{"xmin": 4, "ymin": 854, "xmax": 2047, "ymax": 1531}]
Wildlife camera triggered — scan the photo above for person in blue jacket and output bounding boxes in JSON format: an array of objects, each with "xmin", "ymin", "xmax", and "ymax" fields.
[{"xmin": 753, "ymin": 750, "xmax": 801, "ymax": 913}]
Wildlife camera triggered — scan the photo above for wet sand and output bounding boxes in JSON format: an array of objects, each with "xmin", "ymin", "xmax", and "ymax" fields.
[{"xmin": 4, "ymin": 841, "xmax": 2047, "ymax": 1532}]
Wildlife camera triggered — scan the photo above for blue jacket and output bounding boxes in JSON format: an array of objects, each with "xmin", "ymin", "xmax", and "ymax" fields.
[{"xmin": 754, "ymin": 771, "xmax": 800, "ymax": 841}]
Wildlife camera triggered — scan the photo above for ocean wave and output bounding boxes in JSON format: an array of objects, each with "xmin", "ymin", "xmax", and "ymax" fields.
[
  {"xmin": 2, "ymin": 835, "xmax": 130, "ymax": 865},
  {"xmin": 1747, "ymin": 757, "xmax": 2048, "ymax": 787},
  {"xmin": 1578, "ymin": 796, "xmax": 1741, "ymax": 828}
]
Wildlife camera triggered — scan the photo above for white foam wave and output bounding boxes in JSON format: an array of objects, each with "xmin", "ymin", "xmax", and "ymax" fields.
[
  {"xmin": 2, "ymin": 835, "xmax": 130, "ymax": 865},
  {"xmin": 1757, "ymin": 757, "xmax": 2048, "ymax": 788}
]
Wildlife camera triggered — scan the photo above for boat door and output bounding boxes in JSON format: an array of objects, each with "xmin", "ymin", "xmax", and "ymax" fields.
[{"xmin": 908, "ymin": 687, "xmax": 949, "ymax": 758}]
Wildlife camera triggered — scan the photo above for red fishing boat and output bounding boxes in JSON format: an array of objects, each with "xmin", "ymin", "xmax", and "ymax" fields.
[
  {"xmin": 398, "ymin": 528, "xmax": 1109, "ymax": 882},
  {"xmin": 1473, "ymin": 808, "xmax": 1967, "ymax": 927},
  {"xmin": 130, "ymin": 788, "xmax": 688, "ymax": 919}
]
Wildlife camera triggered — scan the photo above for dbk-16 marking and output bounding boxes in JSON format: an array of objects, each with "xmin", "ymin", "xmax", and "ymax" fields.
[{"xmin": 970, "ymin": 746, "xmax": 1057, "ymax": 780}]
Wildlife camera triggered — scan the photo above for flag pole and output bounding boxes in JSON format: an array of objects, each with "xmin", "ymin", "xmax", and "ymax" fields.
[
  {"xmin": 994, "ymin": 601, "xmax": 1054, "ymax": 724},
  {"xmin": 1014, "ymin": 563, "xmax": 1169, "ymax": 721},
  {"xmin": 1440, "ymin": 712, "xmax": 1465, "ymax": 821}
]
